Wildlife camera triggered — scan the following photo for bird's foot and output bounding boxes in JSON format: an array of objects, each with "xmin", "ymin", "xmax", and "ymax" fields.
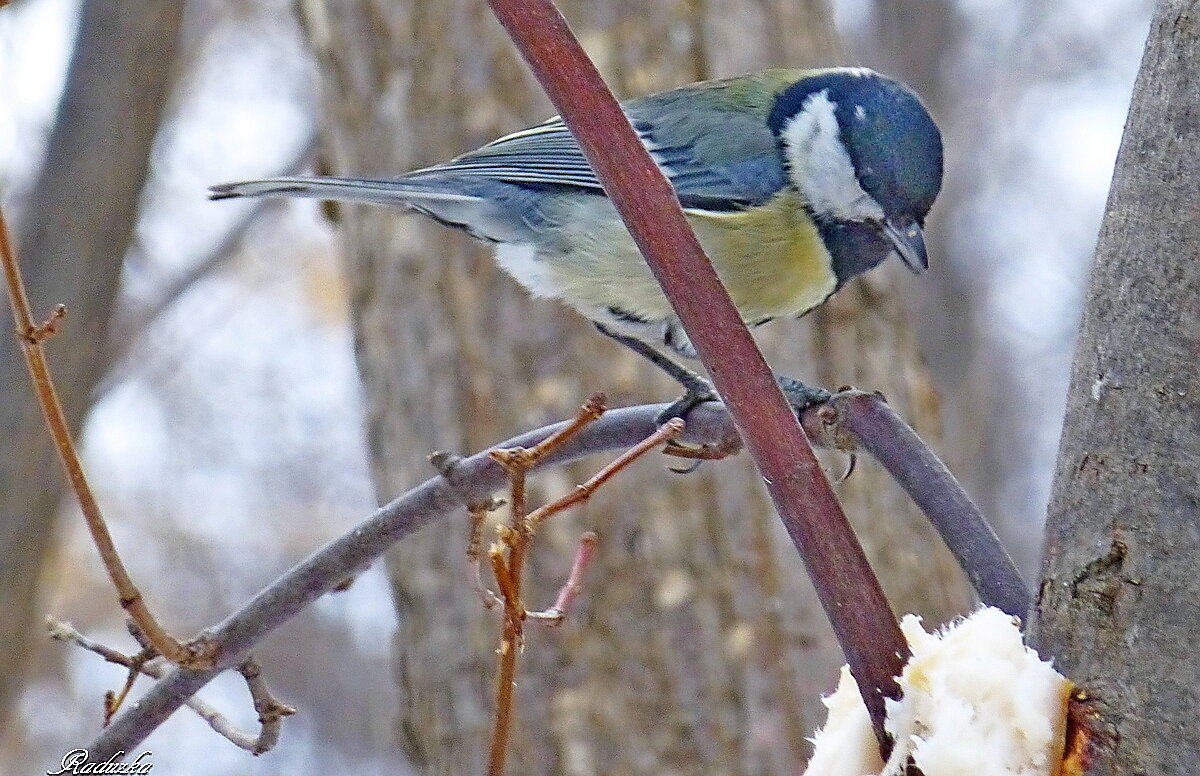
[
  {"xmin": 654, "ymin": 379, "xmax": 721, "ymax": 473},
  {"xmin": 655, "ymin": 379, "xmax": 719, "ymax": 427},
  {"xmin": 776, "ymin": 375, "xmax": 831, "ymax": 414},
  {"xmin": 651, "ymin": 376, "xmax": 829, "ymax": 473}
]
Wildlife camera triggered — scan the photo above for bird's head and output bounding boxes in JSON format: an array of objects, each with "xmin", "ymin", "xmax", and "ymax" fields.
[{"xmin": 768, "ymin": 68, "xmax": 943, "ymax": 276}]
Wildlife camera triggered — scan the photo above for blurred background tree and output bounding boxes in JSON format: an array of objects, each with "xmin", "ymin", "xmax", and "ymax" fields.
[{"xmin": 0, "ymin": 0, "xmax": 1153, "ymax": 773}]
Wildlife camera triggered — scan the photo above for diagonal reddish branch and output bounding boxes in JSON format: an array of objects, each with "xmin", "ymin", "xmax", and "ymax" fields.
[
  {"xmin": 527, "ymin": 417, "xmax": 685, "ymax": 527},
  {"xmin": 485, "ymin": 0, "xmax": 906, "ymax": 745},
  {"xmin": 0, "ymin": 209, "xmax": 211, "ymax": 669}
]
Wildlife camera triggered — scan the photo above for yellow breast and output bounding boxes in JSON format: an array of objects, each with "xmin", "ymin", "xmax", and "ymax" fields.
[
  {"xmin": 687, "ymin": 190, "xmax": 838, "ymax": 322},
  {"xmin": 515, "ymin": 189, "xmax": 838, "ymax": 325}
]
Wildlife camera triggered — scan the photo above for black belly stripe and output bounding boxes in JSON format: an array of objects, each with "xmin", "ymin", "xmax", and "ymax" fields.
[{"xmin": 606, "ymin": 306, "xmax": 652, "ymax": 324}]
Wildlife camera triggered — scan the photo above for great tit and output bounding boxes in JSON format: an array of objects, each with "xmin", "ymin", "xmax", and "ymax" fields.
[{"xmin": 211, "ymin": 67, "xmax": 942, "ymax": 417}]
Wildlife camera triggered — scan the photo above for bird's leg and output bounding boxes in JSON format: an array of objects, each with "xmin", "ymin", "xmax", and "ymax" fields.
[
  {"xmin": 595, "ymin": 324, "xmax": 833, "ymax": 421},
  {"xmin": 593, "ymin": 323, "xmax": 717, "ymax": 424}
]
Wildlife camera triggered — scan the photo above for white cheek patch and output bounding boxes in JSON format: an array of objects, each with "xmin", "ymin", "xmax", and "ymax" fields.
[{"xmin": 781, "ymin": 91, "xmax": 884, "ymax": 223}]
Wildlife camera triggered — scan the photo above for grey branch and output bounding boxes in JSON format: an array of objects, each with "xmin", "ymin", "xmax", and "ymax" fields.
[
  {"xmin": 88, "ymin": 395, "xmax": 1024, "ymax": 758},
  {"xmin": 804, "ymin": 391, "xmax": 1030, "ymax": 618}
]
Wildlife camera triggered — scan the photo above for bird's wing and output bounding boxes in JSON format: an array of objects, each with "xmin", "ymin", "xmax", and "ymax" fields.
[
  {"xmin": 407, "ymin": 86, "xmax": 788, "ymax": 210},
  {"xmin": 409, "ymin": 119, "xmax": 602, "ymax": 189}
]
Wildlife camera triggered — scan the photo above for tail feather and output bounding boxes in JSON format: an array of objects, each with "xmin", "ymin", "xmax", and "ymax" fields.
[
  {"xmin": 208, "ymin": 175, "xmax": 478, "ymax": 207},
  {"xmin": 210, "ymin": 174, "xmax": 543, "ymax": 243}
]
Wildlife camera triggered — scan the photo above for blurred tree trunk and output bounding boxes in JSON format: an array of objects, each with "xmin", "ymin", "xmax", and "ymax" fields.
[
  {"xmin": 0, "ymin": 0, "xmax": 184, "ymax": 736},
  {"xmin": 299, "ymin": 1, "xmax": 969, "ymax": 772},
  {"xmin": 1030, "ymin": 4, "xmax": 1200, "ymax": 774}
]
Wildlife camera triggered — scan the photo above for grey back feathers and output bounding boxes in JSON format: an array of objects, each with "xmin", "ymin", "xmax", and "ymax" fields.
[{"xmin": 209, "ymin": 77, "xmax": 797, "ymax": 225}]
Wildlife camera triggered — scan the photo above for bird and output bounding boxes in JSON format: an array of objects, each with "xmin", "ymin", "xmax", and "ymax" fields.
[{"xmin": 211, "ymin": 67, "xmax": 942, "ymax": 421}]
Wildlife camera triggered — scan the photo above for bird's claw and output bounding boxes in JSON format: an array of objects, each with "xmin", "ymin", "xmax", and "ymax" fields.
[
  {"xmin": 654, "ymin": 382, "xmax": 720, "ymax": 473},
  {"xmin": 654, "ymin": 384, "xmax": 720, "ymax": 427},
  {"xmin": 651, "ymin": 376, "xmax": 829, "ymax": 474}
]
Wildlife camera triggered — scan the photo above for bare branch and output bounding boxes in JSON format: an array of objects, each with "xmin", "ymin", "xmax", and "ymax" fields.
[
  {"xmin": 466, "ymin": 504, "xmax": 502, "ymax": 610},
  {"xmin": 104, "ymin": 646, "xmax": 154, "ymax": 724},
  {"xmin": 0, "ymin": 0, "xmax": 187, "ymax": 722},
  {"xmin": 48, "ymin": 618, "xmax": 292, "ymax": 754},
  {"xmin": 90, "ymin": 390, "xmax": 1012, "ymax": 758},
  {"xmin": 90, "ymin": 401, "xmax": 739, "ymax": 758},
  {"xmin": 1, "ymin": 208, "xmax": 210, "ymax": 668},
  {"xmin": 486, "ymin": 540, "xmax": 521, "ymax": 776},
  {"xmin": 527, "ymin": 418, "xmax": 683, "ymax": 528},
  {"xmin": 527, "ymin": 532, "xmax": 599, "ymax": 625},
  {"xmin": 236, "ymin": 658, "xmax": 297, "ymax": 755},
  {"xmin": 483, "ymin": 398, "xmax": 681, "ymax": 775},
  {"xmin": 485, "ymin": 394, "xmax": 611, "ymax": 776}
]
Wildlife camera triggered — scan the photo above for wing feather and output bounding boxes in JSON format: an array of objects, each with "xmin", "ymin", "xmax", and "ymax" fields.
[{"xmin": 406, "ymin": 86, "xmax": 789, "ymax": 210}]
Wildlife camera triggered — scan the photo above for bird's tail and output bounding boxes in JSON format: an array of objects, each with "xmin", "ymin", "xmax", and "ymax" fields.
[
  {"xmin": 208, "ymin": 174, "xmax": 537, "ymax": 241},
  {"xmin": 208, "ymin": 175, "xmax": 480, "ymax": 208}
]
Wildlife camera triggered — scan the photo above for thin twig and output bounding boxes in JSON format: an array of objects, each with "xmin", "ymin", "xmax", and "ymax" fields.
[
  {"xmin": 527, "ymin": 532, "xmax": 599, "ymax": 625},
  {"xmin": 473, "ymin": 559, "xmax": 504, "ymax": 610},
  {"xmin": 521, "ymin": 393, "xmax": 607, "ymax": 467},
  {"xmin": 484, "ymin": 397, "xmax": 610, "ymax": 776},
  {"xmin": 435, "ymin": 450, "xmax": 507, "ymax": 607},
  {"xmin": 527, "ymin": 418, "xmax": 684, "ymax": 527},
  {"xmin": 237, "ymin": 658, "xmax": 298, "ymax": 755},
  {"xmin": 468, "ymin": 505, "xmax": 503, "ymax": 609},
  {"xmin": 104, "ymin": 647, "xmax": 154, "ymax": 724},
  {"xmin": 484, "ymin": 402, "xmax": 682, "ymax": 776},
  {"xmin": 0, "ymin": 209, "xmax": 208, "ymax": 668},
  {"xmin": 487, "ymin": 543, "xmax": 522, "ymax": 776},
  {"xmin": 48, "ymin": 618, "xmax": 291, "ymax": 754}
]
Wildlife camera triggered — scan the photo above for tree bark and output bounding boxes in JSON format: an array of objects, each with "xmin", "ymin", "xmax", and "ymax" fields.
[
  {"xmin": 1030, "ymin": 3, "xmax": 1200, "ymax": 774},
  {"xmin": 300, "ymin": 1, "xmax": 970, "ymax": 772},
  {"xmin": 0, "ymin": 0, "xmax": 184, "ymax": 733}
]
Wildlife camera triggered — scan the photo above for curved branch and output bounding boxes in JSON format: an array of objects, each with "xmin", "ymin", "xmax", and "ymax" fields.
[
  {"xmin": 802, "ymin": 391, "xmax": 1029, "ymax": 617},
  {"xmin": 0, "ymin": 0, "xmax": 187, "ymax": 723},
  {"xmin": 89, "ymin": 391, "xmax": 1025, "ymax": 757},
  {"xmin": 88, "ymin": 402, "xmax": 739, "ymax": 758}
]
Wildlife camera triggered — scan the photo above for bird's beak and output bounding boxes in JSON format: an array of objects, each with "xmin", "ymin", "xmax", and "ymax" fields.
[{"xmin": 883, "ymin": 218, "xmax": 928, "ymax": 273}]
